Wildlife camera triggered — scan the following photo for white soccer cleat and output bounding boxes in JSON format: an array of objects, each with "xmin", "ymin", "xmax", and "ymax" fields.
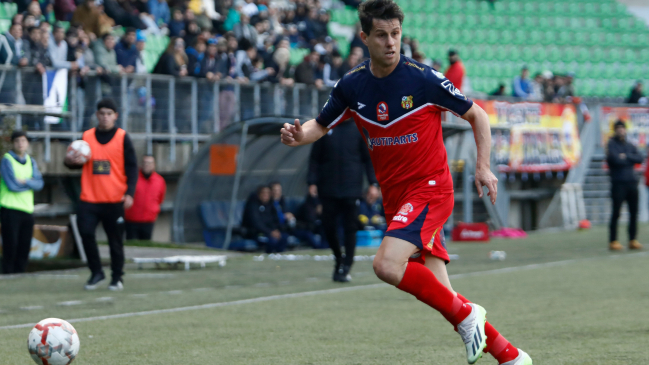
[
  {"xmin": 457, "ymin": 303, "xmax": 488, "ymax": 364},
  {"xmin": 500, "ymin": 349, "xmax": 533, "ymax": 365}
]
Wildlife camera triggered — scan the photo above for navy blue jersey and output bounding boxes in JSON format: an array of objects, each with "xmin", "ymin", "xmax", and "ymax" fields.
[{"xmin": 315, "ymin": 56, "xmax": 473, "ymax": 214}]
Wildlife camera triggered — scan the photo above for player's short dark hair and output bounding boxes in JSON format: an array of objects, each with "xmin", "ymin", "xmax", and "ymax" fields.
[
  {"xmin": 614, "ymin": 120, "xmax": 626, "ymax": 129},
  {"xmin": 268, "ymin": 181, "xmax": 281, "ymax": 188},
  {"xmin": 124, "ymin": 27, "xmax": 136, "ymax": 35},
  {"xmin": 358, "ymin": 0, "xmax": 404, "ymax": 35},
  {"xmin": 97, "ymin": 98, "xmax": 118, "ymax": 112},
  {"xmin": 143, "ymin": 154, "xmax": 155, "ymax": 160},
  {"xmin": 257, "ymin": 185, "xmax": 270, "ymax": 195},
  {"xmin": 11, "ymin": 130, "xmax": 27, "ymax": 141}
]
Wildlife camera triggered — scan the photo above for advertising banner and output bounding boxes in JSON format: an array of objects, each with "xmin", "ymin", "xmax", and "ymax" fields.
[
  {"xmin": 475, "ymin": 100, "xmax": 581, "ymax": 173},
  {"xmin": 600, "ymin": 106, "xmax": 649, "ymax": 152}
]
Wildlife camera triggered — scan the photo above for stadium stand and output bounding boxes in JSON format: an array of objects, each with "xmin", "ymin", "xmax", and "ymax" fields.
[{"xmin": 330, "ymin": 0, "xmax": 649, "ymax": 97}]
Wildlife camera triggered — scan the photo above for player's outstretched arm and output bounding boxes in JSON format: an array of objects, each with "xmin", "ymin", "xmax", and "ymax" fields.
[
  {"xmin": 280, "ymin": 119, "xmax": 328, "ymax": 147},
  {"xmin": 461, "ymin": 103, "xmax": 498, "ymax": 205}
]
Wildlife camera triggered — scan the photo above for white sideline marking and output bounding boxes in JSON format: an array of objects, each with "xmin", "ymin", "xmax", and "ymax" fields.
[
  {"xmin": 95, "ymin": 297, "xmax": 113, "ymax": 302},
  {"xmin": 2, "ymin": 252, "xmax": 647, "ymax": 331},
  {"xmin": 58, "ymin": 301, "xmax": 83, "ymax": 306},
  {"xmin": 20, "ymin": 306, "xmax": 44, "ymax": 311},
  {"xmin": 164, "ymin": 290, "xmax": 183, "ymax": 295},
  {"xmin": 129, "ymin": 274, "xmax": 176, "ymax": 279}
]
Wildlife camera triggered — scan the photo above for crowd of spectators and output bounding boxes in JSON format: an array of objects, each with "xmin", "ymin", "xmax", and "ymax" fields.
[
  {"xmin": 507, "ymin": 65, "xmax": 576, "ymax": 103},
  {"xmin": 1, "ymin": 0, "xmax": 368, "ymax": 89}
]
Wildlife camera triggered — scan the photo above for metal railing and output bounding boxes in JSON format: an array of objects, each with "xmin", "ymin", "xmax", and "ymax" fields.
[{"xmin": 0, "ymin": 65, "xmax": 331, "ymax": 162}]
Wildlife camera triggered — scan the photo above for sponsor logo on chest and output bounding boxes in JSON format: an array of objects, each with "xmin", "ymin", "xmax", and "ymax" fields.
[{"xmin": 377, "ymin": 102, "xmax": 389, "ymax": 121}]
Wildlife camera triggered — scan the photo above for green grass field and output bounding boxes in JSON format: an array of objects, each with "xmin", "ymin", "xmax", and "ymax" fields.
[{"xmin": 2, "ymin": 225, "xmax": 648, "ymax": 364}]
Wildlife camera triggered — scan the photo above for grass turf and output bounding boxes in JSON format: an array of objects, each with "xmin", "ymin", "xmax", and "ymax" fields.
[{"xmin": 1, "ymin": 225, "xmax": 648, "ymax": 364}]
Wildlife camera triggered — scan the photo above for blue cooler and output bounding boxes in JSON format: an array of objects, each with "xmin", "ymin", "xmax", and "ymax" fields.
[{"xmin": 356, "ymin": 230, "xmax": 384, "ymax": 247}]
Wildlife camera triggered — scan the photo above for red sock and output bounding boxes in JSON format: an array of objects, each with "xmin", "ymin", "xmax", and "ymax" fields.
[
  {"xmin": 396, "ymin": 262, "xmax": 472, "ymax": 326},
  {"xmin": 456, "ymin": 294, "xmax": 519, "ymax": 364}
]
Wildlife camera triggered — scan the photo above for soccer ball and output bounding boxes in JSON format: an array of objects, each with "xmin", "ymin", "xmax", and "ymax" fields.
[
  {"xmin": 67, "ymin": 140, "xmax": 91, "ymax": 164},
  {"xmin": 28, "ymin": 318, "xmax": 80, "ymax": 365}
]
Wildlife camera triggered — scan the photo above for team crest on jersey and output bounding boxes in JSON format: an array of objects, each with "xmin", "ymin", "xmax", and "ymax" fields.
[
  {"xmin": 377, "ymin": 102, "xmax": 389, "ymax": 121},
  {"xmin": 401, "ymin": 95, "xmax": 414, "ymax": 109},
  {"xmin": 398, "ymin": 203, "xmax": 414, "ymax": 216}
]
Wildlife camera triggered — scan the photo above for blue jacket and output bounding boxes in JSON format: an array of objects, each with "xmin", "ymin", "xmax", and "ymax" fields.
[
  {"xmin": 1, "ymin": 151, "xmax": 44, "ymax": 192},
  {"xmin": 147, "ymin": 0, "xmax": 170, "ymax": 25},
  {"xmin": 115, "ymin": 39, "xmax": 138, "ymax": 68},
  {"xmin": 512, "ymin": 76, "xmax": 532, "ymax": 98}
]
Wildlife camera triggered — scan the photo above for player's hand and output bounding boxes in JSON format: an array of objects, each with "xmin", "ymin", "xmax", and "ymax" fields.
[
  {"xmin": 474, "ymin": 167, "xmax": 498, "ymax": 205},
  {"xmin": 65, "ymin": 150, "xmax": 86, "ymax": 166},
  {"xmin": 281, "ymin": 119, "xmax": 304, "ymax": 147},
  {"xmin": 123, "ymin": 195, "xmax": 134, "ymax": 210}
]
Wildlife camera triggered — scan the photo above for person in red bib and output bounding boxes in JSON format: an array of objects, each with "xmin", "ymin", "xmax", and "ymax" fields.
[
  {"xmin": 64, "ymin": 98, "xmax": 138, "ymax": 291},
  {"xmin": 444, "ymin": 49, "xmax": 465, "ymax": 92},
  {"xmin": 124, "ymin": 154, "xmax": 166, "ymax": 240}
]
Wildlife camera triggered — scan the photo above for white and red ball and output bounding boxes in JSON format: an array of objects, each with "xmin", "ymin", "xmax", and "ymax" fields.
[
  {"xmin": 28, "ymin": 318, "xmax": 80, "ymax": 365},
  {"xmin": 66, "ymin": 140, "xmax": 91, "ymax": 164}
]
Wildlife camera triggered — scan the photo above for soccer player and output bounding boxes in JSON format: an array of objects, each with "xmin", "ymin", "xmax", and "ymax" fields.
[{"xmin": 280, "ymin": 1, "xmax": 532, "ymax": 364}]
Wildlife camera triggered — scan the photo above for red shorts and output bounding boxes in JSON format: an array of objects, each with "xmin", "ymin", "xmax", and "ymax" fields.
[{"xmin": 384, "ymin": 192, "xmax": 454, "ymax": 264}]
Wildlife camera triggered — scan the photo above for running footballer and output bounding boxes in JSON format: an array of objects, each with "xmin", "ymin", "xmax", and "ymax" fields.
[{"xmin": 280, "ymin": 1, "xmax": 532, "ymax": 364}]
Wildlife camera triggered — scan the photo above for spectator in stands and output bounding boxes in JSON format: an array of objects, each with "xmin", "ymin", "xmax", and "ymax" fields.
[
  {"xmin": 267, "ymin": 45, "xmax": 294, "ymax": 86},
  {"xmin": 49, "ymin": 25, "xmax": 78, "ymax": 70},
  {"xmin": 104, "ymin": 0, "xmax": 146, "ymax": 30},
  {"xmin": 233, "ymin": 13, "xmax": 258, "ymax": 46},
  {"xmin": 443, "ymin": 49, "xmax": 464, "ymax": 90},
  {"xmin": 200, "ymin": 38, "xmax": 223, "ymax": 81},
  {"xmin": 93, "ymin": 33, "xmax": 123, "ymax": 74},
  {"xmin": 186, "ymin": 39, "xmax": 206, "ymax": 77},
  {"xmin": 607, "ymin": 120, "xmax": 643, "ymax": 251},
  {"xmin": 236, "ymin": 39, "xmax": 274, "ymax": 82},
  {"xmin": 39, "ymin": 21, "xmax": 51, "ymax": 40},
  {"xmin": 529, "ymin": 73, "xmax": 544, "ymax": 101},
  {"xmin": 513, "ymin": 65, "xmax": 532, "ymax": 98},
  {"xmin": 313, "ymin": 9, "xmax": 330, "ymax": 41},
  {"xmin": 12, "ymin": 13, "xmax": 24, "ymax": 26},
  {"xmin": 168, "ymin": 8, "xmax": 186, "ymax": 37},
  {"xmin": 432, "ymin": 59, "xmax": 442, "ymax": 71},
  {"xmin": 338, "ymin": 46, "xmax": 363, "ymax": 75},
  {"xmin": 269, "ymin": 181, "xmax": 295, "ymax": 232},
  {"xmin": 135, "ymin": 31, "xmax": 147, "ymax": 73},
  {"xmin": 401, "ymin": 35, "xmax": 412, "ymax": 58},
  {"xmin": 358, "ymin": 186, "xmax": 385, "ymax": 231},
  {"xmin": 0, "ymin": 131, "xmax": 44, "ymax": 275},
  {"xmin": 183, "ymin": 20, "xmax": 201, "ymax": 47},
  {"xmin": 308, "ymin": 120, "xmax": 378, "ymax": 282},
  {"xmin": 241, "ymin": 0, "xmax": 259, "ymax": 18},
  {"xmin": 491, "ymin": 83, "xmax": 506, "ymax": 96},
  {"xmin": 77, "ymin": 29, "xmax": 101, "ymax": 73},
  {"xmin": 0, "ymin": 23, "xmax": 28, "ymax": 66},
  {"xmin": 115, "ymin": 28, "xmax": 138, "ymax": 73},
  {"xmin": 349, "ymin": 24, "xmax": 370, "ymax": 59},
  {"xmin": 147, "ymin": 0, "xmax": 170, "ymax": 27},
  {"xmin": 27, "ymin": 27, "xmax": 51, "ymax": 74},
  {"xmin": 295, "ymin": 49, "xmax": 323, "ymax": 88},
  {"xmin": 294, "ymin": 184, "xmax": 327, "ymax": 249},
  {"xmin": 27, "ymin": 1, "xmax": 44, "ymax": 26},
  {"xmin": 242, "ymin": 185, "xmax": 288, "ymax": 253},
  {"xmin": 72, "ymin": 0, "xmax": 115, "ymax": 38},
  {"xmin": 54, "ymin": 0, "xmax": 76, "ymax": 22},
  {"xmin": 322, "ymin": 49, "xmax": 342, "ymax": 87},
  {"xmin": 22, "ymin": 14, "xmax": 36, "ymax": 30},
  {"xmin": 153, "ymin": 37, "xmax": 188, "ymax": 76},
  {"xmin": 626, "ymin": 81, "xmax": 645, "ymax": 104},
  {"xmin": 124, "ymin": 154, "xmax": 166, "ymax": 240},
  {"xmin": 557, "ymin": 72, "xmax": 575, "ymax": 100}
]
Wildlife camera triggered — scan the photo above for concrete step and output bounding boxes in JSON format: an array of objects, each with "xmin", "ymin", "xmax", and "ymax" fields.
[
  {"xmin": 584, "ymin": 176, "xmax": 610, "ymax": 184},
  {"xmin": 582, "ymin": 184, "xmax": 610, "ymax": 191},
  {"xmin": 583, "ymin": 191, "xmax": 611, "ymax": 198},
  {"xmin": 585, "ymin": 170, "xmax": 609, "ymax": 177}
]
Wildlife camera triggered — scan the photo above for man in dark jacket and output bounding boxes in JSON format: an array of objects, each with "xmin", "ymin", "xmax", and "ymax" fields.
[
  {"xmin": 308, "ymin": 120, "xmax": 378, "ymax": 282},
  {"xmin": 114, "ymin": 27, "xmax": 138, "ymax": 73},
  {"xmin": 242, "ymin": 185, "xmax": 288, "ymax": 253},
  {"xmin": 607, "ymin": 120, "xmax": 643, "ymax": 251}
]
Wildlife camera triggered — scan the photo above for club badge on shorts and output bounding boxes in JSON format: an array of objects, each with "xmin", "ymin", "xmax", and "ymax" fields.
[{"xmin": 377, "ymin": 101, "xmax": 389, "ymax": 121}]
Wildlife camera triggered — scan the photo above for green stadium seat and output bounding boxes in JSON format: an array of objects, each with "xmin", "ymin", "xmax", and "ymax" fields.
[
  {"xmin": 0, "ymin": 19, "xmax": 9, "ymax": 33},
  {"xmin": 465, "ymin": 1, "xmax": 478, "ymax": 15},
  {"xmin": 583, "ymin": 3, "xmax": 597, "ymax": 17},
  {"xmin": 500, "ymin": 30, "xmax": 513, "ymax": 45},
  {"xmin": 449, "ymin": 1, "xmax": 462, "ymax": 14},
  {"xmin": 601, "ymin": 18, "xmax": 613, "ymax": 30},
  {"xmin": 527, "ymin": 30, "xmax": 541, "ymax": 45},
  {"xmin": 568, "ymin": 3, "xmax": 580, "ymax": 16},
  {"xmin": 465, "ymin": 15, "xmax": 478, "ymax": 29},
  {"xmin": 478, "ymin": 14, "xmax": 491, "ymax": 29},
  {"xmin": 450, "ymin": 14, "xmax": 463, "ymax": 28},
  {"xmin": 584, "ymin": 18, "xmax": 598, "ymax": 30},
  {"xmin": 557, "ymin": 31, "xmax": 570, "ymax": 46},
  {"xmin": 618, "ymin": 18, "xmax": 631, "ymax": 31},
  {"xmin": 623, "ymin": 49, "xmax": 636, "ymax": 63},
  {"xmin": 486, "ymin": 29, "xmax": 498, "ymax": 44},
  {"xmin": 615, "ymin": 3, "xmax": 628, "ymax": 16},
  {"xmin": 437, "ymin": 14, "xmax": 450, "ymax": 29},
  {"xmin": 493, "ymin": 15, "xmax": 506, "ymax": 30},
  {"xmin": 599, "ymin": 3, "xmax": 612, "ymax": 16},
  {"xmin": 460, "ymin": 29, "xmax": 473, "ymax": 44},
  {"xmin": 538, "ymin": 17, "xmax": 551, "ymax": 30},
  {"xmin": 541, "ymin": 30, "xmax": 556, "ymax": 45},
  {"xmin": 576, "ymin": 47, "xmax": 590, "ymax": 63},
  {"xmin": 604, "ymin": 33, "xmax": 617, "ymax": 47},
  {"xmin": 483, "ymin": 47, "xmax": 496, "ymax": 61},
  {"xmin": 0, "ymin": 5, "xmax": 6, "ymax": 20}
]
